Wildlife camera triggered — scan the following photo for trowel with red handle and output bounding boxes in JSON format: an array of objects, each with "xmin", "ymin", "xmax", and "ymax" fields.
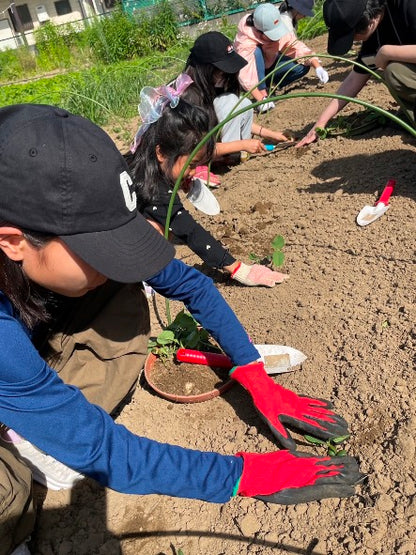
[
  {"xmin": 176, "ymin": 344, "xmax": 307, "ymax": 375},
  {"xmin": 356, "ymin": 179, "xmax": 396, "ymax": 226}
]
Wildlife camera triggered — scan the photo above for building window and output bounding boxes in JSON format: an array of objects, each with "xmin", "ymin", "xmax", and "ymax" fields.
[
  {"xmin": 8, "ymin": 4, "xmax": 33, "ymax": 32},
  {"xmin": 54, "ymin": 0, "xmax": 73, "ymax": 16}
]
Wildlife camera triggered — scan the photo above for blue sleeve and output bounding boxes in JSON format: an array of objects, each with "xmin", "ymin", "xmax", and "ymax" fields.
[
  {"xmin": 0, "ymin": 293, "xmax": 243, "ymax": 502},
  {"xmin": 147, "ymin": 259, "xmax": 260, "ymax": 366}
]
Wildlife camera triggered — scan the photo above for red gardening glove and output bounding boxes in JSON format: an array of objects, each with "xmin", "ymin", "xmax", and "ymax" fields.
[
  {"xmin": 231, "ymin": 362, "xmax": 349, "ymax": 449},
  {"xmin": 231, "ymin": 262, "xmax": 289, "ymax": 287},
  {"xmin": 236, "ymin": 450, "xmax": 363, "ymax": 504}
]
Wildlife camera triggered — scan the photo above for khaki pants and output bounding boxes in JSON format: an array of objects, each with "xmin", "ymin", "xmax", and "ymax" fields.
[
  {"xmin": 0, "ymin": 282, "xmax": 150, "ymax": 554},
  {"xmin": 384, "ymin": 61, "xmax": 416, "ymax": 124}
]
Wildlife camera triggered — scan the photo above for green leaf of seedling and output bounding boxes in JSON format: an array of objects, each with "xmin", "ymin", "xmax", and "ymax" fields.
[
  {"xmin": 315, "ymin": 126, "xmax": 328, "ymax": 139},
  {"xmin": 184, "ymin": 330, "xmax": 200, "ymax": 349},
  {"xmin": 336, "ymin": 449, "xmax": 347, "ymax": 457},
  {"xmin": 249, "ymin": 253, "xmax": 259, "ymax": 262},
  {"xmin": 157, "ymin": 330, "xmax": 177, "ymax": 345},
  {"xmin": 272, "ymin": 251, "xmax": 285, "ymax": 268},
  {"xmin": 271, "ymin": 235, "xmax": 285, "ymax": 249},
  {"xmin": 328, "ymin": 445, "xmax": 337, "ymax": 456},
  {"xmin": 332, "ymin": 434, "xmax": 350, "ymax": 444},
  {"xmin": 304, "ymin": 435, "xmax": 326, "ymax": 445}
]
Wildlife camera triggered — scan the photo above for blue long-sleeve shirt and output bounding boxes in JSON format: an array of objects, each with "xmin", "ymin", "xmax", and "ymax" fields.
[{"xmin": 0, "ymin": 259, "xmax": 259, "ymax": 502}]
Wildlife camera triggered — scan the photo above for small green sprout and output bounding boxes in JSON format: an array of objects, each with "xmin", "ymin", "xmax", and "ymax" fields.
[
  {"xmin": 304, "ymin": 434, "xmax": 350, "ymax": 457},
  {"xmin": 148, "ymin": 310, "xmax": 217, "ymax": 362},
  {"xmin": 249, "ymin": 234, "xmax": 285, "ymax": 268}
]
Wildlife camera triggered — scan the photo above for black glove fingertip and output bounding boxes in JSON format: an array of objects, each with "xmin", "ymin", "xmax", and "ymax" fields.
[{"xmin": 257, "ymin": 411, "xmax": 297, "ymax": 450}]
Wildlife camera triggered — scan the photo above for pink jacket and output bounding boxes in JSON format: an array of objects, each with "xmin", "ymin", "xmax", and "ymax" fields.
[{"xmin": 234, "ymin": 14, "xmax": 315, "ymax": 91}]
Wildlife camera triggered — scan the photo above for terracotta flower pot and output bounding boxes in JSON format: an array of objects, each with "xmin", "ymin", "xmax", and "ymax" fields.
[{"xmin": 144, "ymin": 353, "xmax": 234, "ymax": 404}]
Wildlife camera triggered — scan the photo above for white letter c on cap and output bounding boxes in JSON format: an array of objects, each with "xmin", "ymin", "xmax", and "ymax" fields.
[{"xmin": 120, "ymin": 171, "xmax": 137, "ymax": 212}]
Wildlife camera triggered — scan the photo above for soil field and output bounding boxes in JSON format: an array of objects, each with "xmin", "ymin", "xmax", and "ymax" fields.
[{"xmin": 30, "ymin": 34, "xmax": 416, "ymax": 555}]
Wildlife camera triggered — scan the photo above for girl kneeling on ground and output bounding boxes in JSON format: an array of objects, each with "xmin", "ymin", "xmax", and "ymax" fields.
[
  {"xmin": 0, "ymin": 104, "xmax": 361, "ymax": 555},
  {"xmin": 182, "ymin": 31, "xmax": 292, "ymax": 163},
  {"xmin": 127, "ymin": 78, "xmax": 288, "ymax": 287}
]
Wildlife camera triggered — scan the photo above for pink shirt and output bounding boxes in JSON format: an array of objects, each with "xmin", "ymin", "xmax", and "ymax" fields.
[{"xmin": 234, "ymin": 14, "xmax": 315, "ymax": 91}]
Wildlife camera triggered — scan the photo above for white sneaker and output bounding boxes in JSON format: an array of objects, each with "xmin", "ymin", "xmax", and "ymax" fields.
[
  {"xmin": 11, "ymin": 541, "xmax": 31, "ymax": 555},
  {"xmin": 0, "ymin": 429, "xmax": 84, "ymax": 491}
]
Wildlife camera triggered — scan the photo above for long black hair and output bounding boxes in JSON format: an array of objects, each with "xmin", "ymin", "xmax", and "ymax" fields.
[
  {"xmin": 0, "ymin": 226, "xmax": 53, "ymax": 328},
  {"xmin": 183, "ymin": 61, "xmax": 241, "ymax": 129},
  {"xmin": 125, "ymin": 98, "xmax": 215, "ymax": 205}
]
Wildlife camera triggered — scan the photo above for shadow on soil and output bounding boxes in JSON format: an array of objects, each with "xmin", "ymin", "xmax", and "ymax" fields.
[{"xmin": 26, "ymin": 481, "xmax": 325, "ymax": 554}]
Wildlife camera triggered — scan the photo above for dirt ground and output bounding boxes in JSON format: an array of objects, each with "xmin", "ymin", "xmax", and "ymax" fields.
[{"xmin": 30, "ymin": 34, "xmax": 416, "ymax": 555}]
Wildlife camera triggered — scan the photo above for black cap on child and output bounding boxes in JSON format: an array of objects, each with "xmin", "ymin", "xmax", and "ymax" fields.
[
  {"xmin": 188, "ymin": 31, "xmax": 247, "ymax": 74},
  {"xmin": 323, "ymin": 0, "xmax": 368, "ymax": 56},
  {"xmin": 0, "ymin": 104, "xmax": 174, "ymax": 283}
]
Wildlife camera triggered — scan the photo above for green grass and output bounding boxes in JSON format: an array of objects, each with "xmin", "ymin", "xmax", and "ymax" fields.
[
  {"xmin": 0, "ymin": 42, "xmax": 191, "ymax": 125},
  {"xmin": 0, "ymin": 5, "xmax": 329, "ymax": 127}
]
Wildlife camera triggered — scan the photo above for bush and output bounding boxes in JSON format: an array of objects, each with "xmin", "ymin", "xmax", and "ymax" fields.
[
  {"xmin": 84, "ymin": 8, "xmax": 148, "ymax": 64},
  {"xmin": 136, "ymin": 0, "xmax": 179, "ymax": 51},
  {"xmin": 0, "ymin": 47, "xmax": 37, "ymax": 82}
]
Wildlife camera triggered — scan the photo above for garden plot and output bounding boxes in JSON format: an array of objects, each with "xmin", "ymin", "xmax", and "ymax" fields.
[{"xmin": 31, "ymin": 35, "xmax": 416, "ymax": 555}]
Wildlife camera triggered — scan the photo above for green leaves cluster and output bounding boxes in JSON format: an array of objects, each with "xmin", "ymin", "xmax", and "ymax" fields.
[
  {"xmin": 315, "ymin": 109, "xmax": 387, "ymax": 139},
  {"xmin": 148, "ymin": 310, "xmax": 213, "ymax": 361},
  {"xmin": 304, "ymin": 434, "xmax": 350, "ymax": 457},
  {"xmin": 249, "ymin": 234, "xmax": 285, "ymax": 268}
]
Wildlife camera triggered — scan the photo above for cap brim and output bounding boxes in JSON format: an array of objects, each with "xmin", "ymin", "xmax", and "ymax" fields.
[
  {"xmin": 61, "ymin": 212, "xmax": 174, "ymax": 283},
  {"xmin": 327, "ymin": 28, "xmax": 355, "ymax": 56},
  {"xmin": 187, "ymin": 179, "xmax": 220, "ymax": 215},
  {"xmin": 263, "ymin": 22, "xmax": 288, "ymax": 41},
  {"xmin": 213, "ymin": 52, "xmax": 247, "ymax": 74}
]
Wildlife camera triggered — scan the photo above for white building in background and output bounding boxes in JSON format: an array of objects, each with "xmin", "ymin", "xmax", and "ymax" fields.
[{"xmin": 0, "ymin": 0, "xmax": 115, "ymax": 49}]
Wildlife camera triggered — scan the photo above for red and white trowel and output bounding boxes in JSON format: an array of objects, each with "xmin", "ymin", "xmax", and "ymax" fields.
[
  {"xmin": 176, "ymin": 344, "xmax": 307, "ymax": 375},
  {"xmin": 356, "ymin": 179, "xmax": 396, "ymax": 226}
]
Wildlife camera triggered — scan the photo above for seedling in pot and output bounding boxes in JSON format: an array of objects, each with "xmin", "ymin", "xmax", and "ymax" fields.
[
  {"xmin": 304, "ymin": 434, "xmax": 350, "ymax": 457},
  {"xmin": 148, "ymin": 310, "xmax": 217, "ymax": 362},
  {"xmin": 249, "ymin": 234, "xmax": 285, "ymax": 269}
]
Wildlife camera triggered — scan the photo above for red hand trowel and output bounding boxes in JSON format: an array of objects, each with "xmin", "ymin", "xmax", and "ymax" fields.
[{"xmin": 356, "ymin": 179, "xmax": 396, "ymax": 226}]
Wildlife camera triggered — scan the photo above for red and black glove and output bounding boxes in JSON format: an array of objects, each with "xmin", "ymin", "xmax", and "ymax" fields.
[
  {"xmin": 231, "ymin": 362, "xmax": 348, "ymax": 449},
  {"xmin": 236, "ymin": 450, "xmax": 363, "ymax": 504}
]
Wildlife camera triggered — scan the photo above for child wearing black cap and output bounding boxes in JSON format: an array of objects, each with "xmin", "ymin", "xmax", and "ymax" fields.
[
  {"xmin": 0, "ymin": 104, "xmax": 361, "ymax": 555},
  {"xmin": 127, "ymin": 80, "xmax": 288, "ymax": 287},
  {"xmin": 183, "ymin": 31, "xmax": 291, "ymax": 161},
  {"xmin": 298, "ymin": 0, "xmax": 416, "ymax": 147}
]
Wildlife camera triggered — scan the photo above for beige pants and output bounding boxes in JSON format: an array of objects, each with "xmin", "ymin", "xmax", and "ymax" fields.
[
  {"xmin": 384, "ymin": 61, "xmax": 416, "ymax": 124},
  {"xmin": 0, "ymin": 282, "xmax": 150, "ymax": 554}
]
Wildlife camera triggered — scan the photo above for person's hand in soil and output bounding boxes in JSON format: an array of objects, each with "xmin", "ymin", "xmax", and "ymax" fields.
[
  {"xmin": 240, "ymin": 139, "xmax": 268, "ymax": 154},
  {"xmin": 230, "ymin": 362, "xmax": 349, "ymax": 449},
  {"xmin": 230, "ymin": 262, "xmax": 289, "ymax": 287},
  {"xmin": 235, "ymin": 450, "xmax": 363, "ymax": 504},
  {"xmin": 296, "ymin": 126, "xmax": 319, "ymax": 148}
]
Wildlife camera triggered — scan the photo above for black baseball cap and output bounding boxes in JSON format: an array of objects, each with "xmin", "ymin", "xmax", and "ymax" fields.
[
  {"xmin": 0, "ymin": 104, "xmax": 174, "ymax": 283},
  {"xmin": 188, "ymin": 31, "xmax": 247, "ymax": 74},
  {"xmin": 323, "ymin": 0, "xmax": 367, "ymax": 55}
]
